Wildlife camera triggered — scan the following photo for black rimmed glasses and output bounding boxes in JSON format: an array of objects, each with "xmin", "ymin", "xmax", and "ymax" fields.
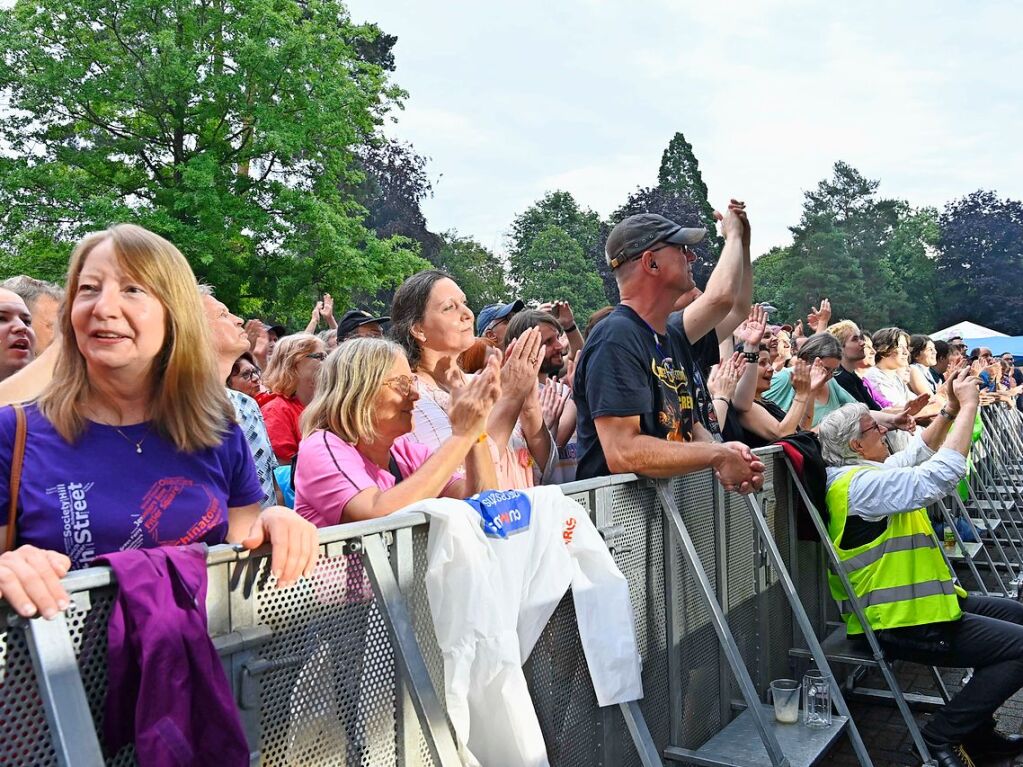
[
  {"xmin": 238, "ymin": 367, "xmax": 261, "ymax": 381},
  {"xmin": 383, "ymin": 374, "xmax": 418, "ymax": 397}
]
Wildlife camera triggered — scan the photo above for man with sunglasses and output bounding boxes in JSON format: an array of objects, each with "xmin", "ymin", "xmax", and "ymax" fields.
[{"xmin": 574, "ymin": 207, "xmax": 763, "ymax": 493}]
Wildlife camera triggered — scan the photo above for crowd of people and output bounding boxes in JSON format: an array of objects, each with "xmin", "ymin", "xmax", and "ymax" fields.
[{"xmin": 0, "ymin": 205, "xmax": 1022, "ymax": 766}]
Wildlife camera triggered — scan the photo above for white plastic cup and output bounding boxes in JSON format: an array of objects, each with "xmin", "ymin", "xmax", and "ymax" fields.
[{"xmin": 768, "ymin": 679, "xmax": 800, "ymax": 724}]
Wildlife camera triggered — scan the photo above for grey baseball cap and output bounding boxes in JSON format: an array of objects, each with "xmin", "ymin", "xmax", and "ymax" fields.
[{"xmin": 605, "ymin": 213, "xmax": 707, "ymax": 270}]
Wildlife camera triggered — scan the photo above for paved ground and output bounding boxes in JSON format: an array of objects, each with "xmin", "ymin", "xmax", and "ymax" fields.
[{"xmin": 827, "ymin": 661, "xmax": 1023, "ymax": 766}]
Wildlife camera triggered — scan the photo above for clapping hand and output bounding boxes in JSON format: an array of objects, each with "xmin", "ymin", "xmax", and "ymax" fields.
[
  {"xmin": 449, "ymin": 355, "xmax": 502, "ymax": 440},
  {"xmin": 539, "ymin": 378, "xmax": 571, "ymax": 432},
  {"xmin": 501, "ymin": 327, "xmax": 543, "ymax": 401},
  {"xmin": 808, "ymin": 358, "xmax": 832, "ymax": 392}
]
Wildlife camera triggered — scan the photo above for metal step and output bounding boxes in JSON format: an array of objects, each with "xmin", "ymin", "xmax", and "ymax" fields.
[
  {"xmin": 946, "ymin": 541, "xmax": 984, "ymax": 560},
  {"xmin": 967, "ymin": 499, "xmax": 1012, "ymax": 513},
  {"xmin": 970, "ymin": 517, "xmax": 1002, "ymax": 533},
  {"xmin": 664, "ymin": 703, "xmax": 848, "ymax": 767},
  {"xmin": 790, "ymin": 626, "xmax": 875, "ymax": 666}
]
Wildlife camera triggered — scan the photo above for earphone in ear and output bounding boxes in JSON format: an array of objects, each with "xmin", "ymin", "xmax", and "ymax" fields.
[{"xmin": 650, "ymin": 261, "xmax": 658, "ymax": 269}]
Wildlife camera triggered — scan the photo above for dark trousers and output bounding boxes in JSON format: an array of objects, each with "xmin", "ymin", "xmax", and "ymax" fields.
[{"xmin": 876, "ymin": 595, "xmax": 1023, "ymax": 744}]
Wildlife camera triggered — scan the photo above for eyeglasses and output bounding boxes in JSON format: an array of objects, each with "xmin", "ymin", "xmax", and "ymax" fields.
[
  {"xmin": 649, "ymin": 242, "xmax": 696, "ymax": 261},
  {"xmin": 306, "ymin": 352, "xmax": 327, "ymax": 361},
  {"xmin": 237, "ymin": 367, "xmax": 261, "ymax": 381},
  {"xmin": 861, "ymin": 421, "xmax": 881, "ymax": 436},
  {"xmin": 383, "ymin": 374, "xmax": 418, "ymax": 396}
]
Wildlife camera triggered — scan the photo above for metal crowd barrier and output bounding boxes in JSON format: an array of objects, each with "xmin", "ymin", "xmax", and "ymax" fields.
[{"xmin": 8, "ymin": 415, "xmax": 1020, "ymax": 766}]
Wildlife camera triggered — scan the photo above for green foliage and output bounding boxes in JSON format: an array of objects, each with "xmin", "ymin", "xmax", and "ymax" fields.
[
  {"xmin": 936, "ymin": 190, "xmax": 1023, "ymax": 335},
  {"xmin": 0, "ymin": 0, "xmax": 427, "ymax": 325},
  {"xmin": 753, "ymin": 161, "xmax": 940, "ymax": 333},
  {"xmin": 751, "ymin": 246, "xmax": 797, "ymax": 319},
  {"xmin": 516, "ymin": 226, "xmax": 607, "ymax": 320},
  {"xmin": 436, "ymin": 230, "xmax": 510, "ymax": 311},
  {"xmin": 507, "ymin": 190, "xmax": 610, "ymax": 301}
]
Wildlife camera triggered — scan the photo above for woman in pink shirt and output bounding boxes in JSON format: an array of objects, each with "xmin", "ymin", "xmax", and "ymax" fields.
[{"xmin": 294, "ymin": 338, "xmax": 500, "ymax": 526}]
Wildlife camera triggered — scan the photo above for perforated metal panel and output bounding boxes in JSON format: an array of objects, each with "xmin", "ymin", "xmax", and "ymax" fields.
[{"xmin": 253, "ymin": 551, "xmax": 404, "ymax": 766}]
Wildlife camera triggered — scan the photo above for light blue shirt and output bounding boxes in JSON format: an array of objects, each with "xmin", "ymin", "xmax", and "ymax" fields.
[
  {"xmin": 825, "ymin": 434, "xmax": 966, "ymax": 521},
  {"xmin": 762, "ymin": 368, "xmax": 856, "ymax": 427}
]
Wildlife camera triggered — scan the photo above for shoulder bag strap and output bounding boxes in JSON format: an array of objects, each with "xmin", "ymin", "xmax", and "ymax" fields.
[{"xmin": 6, "ymin": 403, "xmax": 26, "ymax": 552}]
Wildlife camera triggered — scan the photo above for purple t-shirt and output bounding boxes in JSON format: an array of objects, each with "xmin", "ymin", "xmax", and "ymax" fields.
[
  {"xmin": 294, "ymin": 431, "xmax": 462, "ymax": 527},
  {"xmin": 0, "ymin": 404, "xmax": 264, "ymax": 569}
]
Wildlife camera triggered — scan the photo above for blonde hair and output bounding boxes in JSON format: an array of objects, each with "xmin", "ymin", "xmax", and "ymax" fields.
[
  {"xmin": 301, "ymin": 337, "xmax": 404, "ymax": 444},
  {"xmin": 37, "ymin": 224, "xmax": 232, "ymax": 451},
  {"xmin": 827, "ymin": 320, "xmax": 860, "ymax": 346},
  {"xmin": 262, "ymin": 333, "xmax": 322, "ymax": 396}
]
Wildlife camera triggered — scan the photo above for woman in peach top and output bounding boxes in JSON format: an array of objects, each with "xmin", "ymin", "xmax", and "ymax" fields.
[{"xmin": 389, "ymin": 270, "xmax": 554, "ymax": 489}]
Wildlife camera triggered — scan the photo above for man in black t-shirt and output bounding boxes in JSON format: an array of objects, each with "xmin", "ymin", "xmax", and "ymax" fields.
[
  {"xmin": 827, "ymin": 321, "xmax": 880, "ymax": 410},
  {"xmin": 574, "ymin": 209, "xmax": 764, "ymax": 493}
]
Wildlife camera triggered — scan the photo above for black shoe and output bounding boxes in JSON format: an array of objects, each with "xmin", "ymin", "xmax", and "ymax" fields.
[
  {"xmin": 920, "ymin": 740, "xmax": 977, "ymax": 767},
  {"xmin": 962, "ymin": 726, "xmax": 1023, "ymax": 758}
]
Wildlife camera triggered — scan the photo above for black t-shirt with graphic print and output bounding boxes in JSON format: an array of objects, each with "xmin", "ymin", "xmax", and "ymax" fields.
[{"xmin": 574, "ymin": 304, "xmax": 700, "ymax": 480}]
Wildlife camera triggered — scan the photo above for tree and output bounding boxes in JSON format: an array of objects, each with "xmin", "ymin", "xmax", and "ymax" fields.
[
  {"xmin": 0, "ymin": 0, "xmax": 428, "ymax": 326},
  {"xmin": 759, "ymin": 161, "xmax": 939, "ymax": 332},
  {"xmin": 936, "ymin": 190, "xmax": 1023, "ymax": 334},
  {"xmin": 657, "ymin": 132, "xmax": 723, "ymax": 258},
  {"xmin": 435, "ymin": 231, "xmax": 510, "ymax": 311},
  {"xmin": 751, "ymin": 246, "xmax": 797, "ymax": 320},
  {"xmin": 507, "ymin": 191, "xmax": 609, "ymax": 301},
  {"xmin": 517, "ymin": 226, "xmax": 607, "ymax": 320}
]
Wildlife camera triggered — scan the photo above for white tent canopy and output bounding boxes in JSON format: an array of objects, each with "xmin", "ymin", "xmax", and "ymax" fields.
[{"xmin": 929, "ymin": 321, "xmax": 1008, "ymax": 341}]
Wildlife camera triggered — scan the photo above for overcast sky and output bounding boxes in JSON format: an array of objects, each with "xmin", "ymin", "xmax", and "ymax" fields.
[{"xmin": 346, "ymin": 0, "xmax": 1023, "ymax": 258}]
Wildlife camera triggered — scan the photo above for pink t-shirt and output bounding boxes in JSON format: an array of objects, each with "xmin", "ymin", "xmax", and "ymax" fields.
[{"xmin": 294, "ymin": 431, "xmax": 463, "ymax": 527}]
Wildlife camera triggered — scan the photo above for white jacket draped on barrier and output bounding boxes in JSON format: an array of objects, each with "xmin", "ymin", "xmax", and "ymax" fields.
[{"xmin": 400, "ymin": 486, "xmax": 644, "ymax": 767}]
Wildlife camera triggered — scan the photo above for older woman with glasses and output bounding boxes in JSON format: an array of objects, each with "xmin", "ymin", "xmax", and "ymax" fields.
[
  {"xmin": 228, "ymin": 352, "xmax": 264, "ymax": 401},
  {"xmin": 260, "ymin": 333, "xmax": 326, "ymax": 463},
  {"xmin": 294, "ymin": 338, "xmax": 499, "ymax": 526}
]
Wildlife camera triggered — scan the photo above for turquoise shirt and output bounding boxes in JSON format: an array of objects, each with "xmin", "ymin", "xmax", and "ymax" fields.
[{"xmin": 762, "ymin": 367, "xmax": 856, "ymax": 427}]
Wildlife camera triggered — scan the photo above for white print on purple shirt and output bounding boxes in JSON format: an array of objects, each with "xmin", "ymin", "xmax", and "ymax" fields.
[{"xmin": 48, "ymin": 481, "xmax": 96, "ymax": 569}]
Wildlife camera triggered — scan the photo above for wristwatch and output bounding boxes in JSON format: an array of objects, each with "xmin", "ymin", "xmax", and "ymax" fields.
[{"xmin": 939, "ymin": 406, "xmax": 957, "ymax": 421}]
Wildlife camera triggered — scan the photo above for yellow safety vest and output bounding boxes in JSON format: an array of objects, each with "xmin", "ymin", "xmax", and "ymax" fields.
[{"xmin": 826, "ymin": 466, "xmax": 965, "ymax": 635}]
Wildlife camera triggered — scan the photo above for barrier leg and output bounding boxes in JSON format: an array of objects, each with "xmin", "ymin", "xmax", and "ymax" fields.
[
  {"xmin": 23, "ymin": 613, "xmax": 105, "ymax": 767},
  {"xmin": 361, "ymin": 534, "xmax": 462, "ymax": 767},
  {"xmin": 743, "ymin": 494, "xmax": 873, "ymax": 767},
  {"xmin": 653, "ymin": 481, "xmax": 789, "ymax": 767}
]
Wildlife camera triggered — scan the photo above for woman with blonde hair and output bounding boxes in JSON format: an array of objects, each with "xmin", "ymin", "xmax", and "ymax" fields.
[
  {"xmin": 295, "ymin": 338, "xmax": 499, "ymax": 526},
  {"xmin": 260, "ymin": 332, "xmax": 326, "ymax": 462},
  {"xmin": 0, "ymin": 224, "xmax": 317, "ymax": 620}
]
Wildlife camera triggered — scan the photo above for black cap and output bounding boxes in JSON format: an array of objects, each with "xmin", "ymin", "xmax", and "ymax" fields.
[
  {"xmin": 337, "ymin": 309, "xmax": 389, "ymax": 342},
  {"xmin": 605, "ymin": 213, "xmax": 707, "ymax": 270}
]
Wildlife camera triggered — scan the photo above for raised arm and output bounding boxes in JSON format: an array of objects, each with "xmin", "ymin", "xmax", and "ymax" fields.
[{"xmin": 683, "ymin": 201, "xmax": 747, "ymax": 343}]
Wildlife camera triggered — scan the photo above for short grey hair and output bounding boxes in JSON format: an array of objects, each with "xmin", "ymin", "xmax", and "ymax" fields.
[
  {"xmin": 818, "ymin": 403, "xmax": 870, "ymax": 466},
  {"xmin": 0, "ymin": 275, "xmax": 63, "ymax": 309},
  {"xmin": 197, "ymin": 283, "xmax": 215, "ymax": 297},
  {"xmin": 797, "ymin": 332, "xmax": 842, "ymax": 362}
]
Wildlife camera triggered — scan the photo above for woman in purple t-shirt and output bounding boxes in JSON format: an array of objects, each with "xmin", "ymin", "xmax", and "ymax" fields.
[
  {"xmin": 0, "ymin": 224, "xmax": 318, "ymax": 621},
  {"xmin": 295, "ymin": 337, "xmax": 500, "ymax": 527}
]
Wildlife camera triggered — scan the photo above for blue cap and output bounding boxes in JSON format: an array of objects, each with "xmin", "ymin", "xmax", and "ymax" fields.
[{"xmin": 476, "ymin": 299, "xmax": 525, "ymax": 335}]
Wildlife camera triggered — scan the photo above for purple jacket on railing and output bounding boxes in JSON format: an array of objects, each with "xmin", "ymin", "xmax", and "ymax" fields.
[{"xmin": 95, "ymin": 545, "xmax": 249, "ymax": 767}]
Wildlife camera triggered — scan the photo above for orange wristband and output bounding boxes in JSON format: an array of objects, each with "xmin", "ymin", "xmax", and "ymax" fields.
[{"xmin": 476, "ymin": 432, "xmax": 489, "ymax": 444}]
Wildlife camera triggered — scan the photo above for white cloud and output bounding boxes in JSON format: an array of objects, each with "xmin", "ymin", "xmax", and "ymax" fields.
[{"xmin": 349, "ymin": 0, "xmax": 1023, "ymax": 261}]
